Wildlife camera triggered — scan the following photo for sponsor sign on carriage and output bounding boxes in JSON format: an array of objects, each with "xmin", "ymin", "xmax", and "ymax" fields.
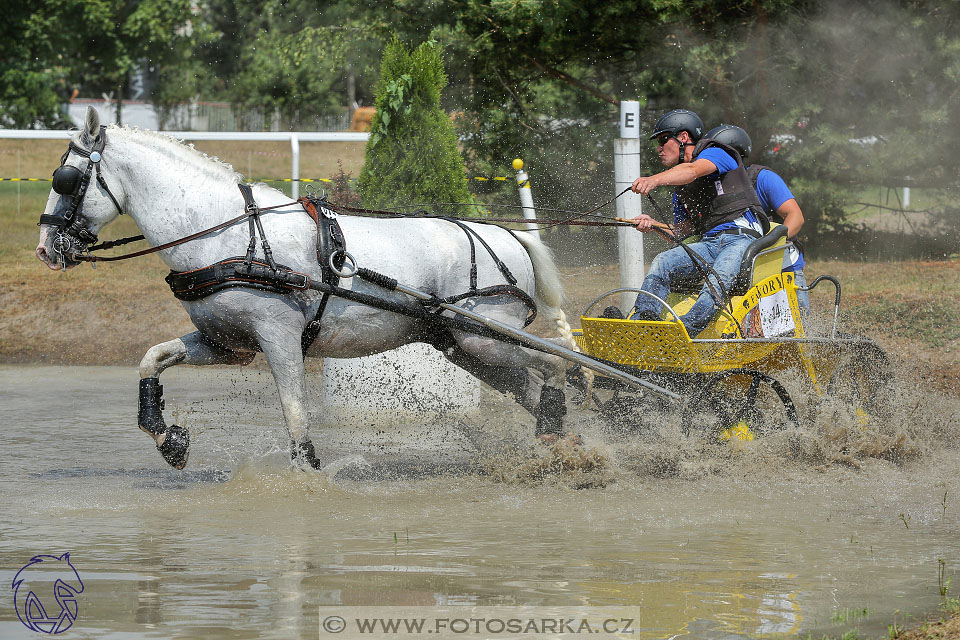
[{"xmin": 738, "ymin": 272, "xmax": 797, "ymax": 338}]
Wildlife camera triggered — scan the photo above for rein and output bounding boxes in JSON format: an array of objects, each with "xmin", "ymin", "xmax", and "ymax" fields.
[
  {"xmin": 75, "ymin": 201, "xmax": 293, "ymax": 263},
  {"xmin": 643, "ymin": 194, "xmax": 738, "ymax": 331},
  {"xmin": 75, "ymin": 195, "xmax": 637, "ymax": 263}
]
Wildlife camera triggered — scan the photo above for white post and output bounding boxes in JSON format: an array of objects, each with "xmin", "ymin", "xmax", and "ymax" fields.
[
  {"xmin": 290, "ymin": 133, "xmax": 300, "ymax": 199},
  {"xmin": 616, "ymin": 101, "xmax": 645, "ymax": 311},
  {"xmin": 902, "ymin": 186, "xmax": 911, "ymax": 208},
  {"xmin": 512, "ymin": 158, "xmax": 540, "ymax": 234}
]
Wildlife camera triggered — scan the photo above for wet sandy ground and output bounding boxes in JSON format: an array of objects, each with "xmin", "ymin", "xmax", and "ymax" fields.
[{"xmin": 2, "ymin": 364, "xmax": 959, "ymax": 639}]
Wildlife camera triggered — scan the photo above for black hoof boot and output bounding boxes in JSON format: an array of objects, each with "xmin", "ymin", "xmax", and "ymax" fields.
[
  {"xmin": 139, "ymin": 377, "xmax": 191, "ymax": 470},
  {"xmin": 535, "ymin": 385, "xmax": 567, "ymax": 440},
  {"xmin": 138, "ymin": 377, "xmax": 166, "ymax": 436},
  {"xmin": 158, "ymin": 425, "xmax": 190, "ymax": 470},
  {"xmin": 290, "ymin": 439, "xmax": 324, "ymax": 471}
]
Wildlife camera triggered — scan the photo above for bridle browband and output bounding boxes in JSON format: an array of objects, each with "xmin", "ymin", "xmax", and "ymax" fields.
[{"xmin": 38, "ymin": 126, "xmax": 124, "ymax": 265}]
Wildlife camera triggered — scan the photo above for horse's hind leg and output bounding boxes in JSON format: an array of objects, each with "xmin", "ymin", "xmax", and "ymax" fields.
[
  {"xmin": 442, "ymin": 344, "xmax": 544, "ymax": 414},
  {"xmin": 138, "ymin": 331, "xmax": 255, "ymax": 469},
  {"xmin": 449, "ymin": 331, "xmax": 568, "ymax": 441}
]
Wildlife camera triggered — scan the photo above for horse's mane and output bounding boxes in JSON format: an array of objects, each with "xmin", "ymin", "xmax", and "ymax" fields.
[{"xmin": 76, "ymin": 125, "xmax": 243, "ymax": 182}]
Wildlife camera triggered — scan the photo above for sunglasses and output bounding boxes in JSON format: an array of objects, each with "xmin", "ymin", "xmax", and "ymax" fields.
[{"xmin": 656, "ymin": 135, "xmax": 675, "ymax": 147}]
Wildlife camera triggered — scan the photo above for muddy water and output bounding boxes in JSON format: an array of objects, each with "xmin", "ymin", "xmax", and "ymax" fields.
[{"xmin": 2, "ymin": 364, "xmax": 959, "ymax": 639}]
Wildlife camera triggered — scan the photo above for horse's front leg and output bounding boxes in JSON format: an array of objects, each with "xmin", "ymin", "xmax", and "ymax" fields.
[
  {"xmin": 138, "ymin": 331, "xmax": 255, "ymax": 469},
  {"xmin": 253, "ymin": 321, "xmax": 324, "ymax": 471}
]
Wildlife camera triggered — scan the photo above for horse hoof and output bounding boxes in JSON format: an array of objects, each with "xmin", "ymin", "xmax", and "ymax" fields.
[
  {"xmin": 535, "ymin": 385, "xmax": 567, "ymax": 437},
  {"xmin": 158, "ymin": 425, "xmax": 190, "ymax": 470},
  {"xmin": 291, "ymin": 439, "xmax": 324, "ymax": 471}
]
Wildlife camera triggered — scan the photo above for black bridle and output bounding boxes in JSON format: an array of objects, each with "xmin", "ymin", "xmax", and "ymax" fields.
[{"xmin": 38, "ymin": 126, "xmax": 124, "ymax": 264}]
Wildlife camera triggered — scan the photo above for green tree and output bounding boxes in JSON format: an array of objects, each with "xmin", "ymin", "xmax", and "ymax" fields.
[
  {"xmin": 0, "ymin": 0, "xmax": 203, "ymax": 128},
  {"xmin": 357, "ymin": 38, "xmax": 473, "ymax": 209},
  {"xmin": 1, "ymin": 4, "xmax": 75, "ymax": 127},
  {"xmin": 196, "ymin": 0, "xmax": 384, "ymax": 128},
  {"xmin": 357, "ymin": 0, "xmax": 960, "ymax": 251}
]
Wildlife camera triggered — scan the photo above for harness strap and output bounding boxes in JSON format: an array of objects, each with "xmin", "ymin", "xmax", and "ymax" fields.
[
  {"xmin": 297, "ymin": 195, "xmax": 346, "ymax": 354},
  {"xmin": 237, "ymin": 184, "xmax": 278, "ymax": 270},
  {"xmin": 440, "ymin": 217, "xmax": 518, "ymax": 287},
  {"xmin": 165, "ymin": 257, "xmax": 302, "ymax": 301}
]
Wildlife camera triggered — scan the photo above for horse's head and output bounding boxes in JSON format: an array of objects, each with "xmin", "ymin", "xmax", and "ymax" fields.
[{"xmin": 36, "ymin": 106, "xmax": 126, "ymax": 270}]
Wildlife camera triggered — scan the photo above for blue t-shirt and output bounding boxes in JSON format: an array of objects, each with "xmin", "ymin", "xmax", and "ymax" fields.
[
  {"xmin": 751, "ymin": 167, "xmax": 804, "ymax": 271},
  {"xmin": 673, "ymin": 147, "xmax": 763, "ymax": 235}
]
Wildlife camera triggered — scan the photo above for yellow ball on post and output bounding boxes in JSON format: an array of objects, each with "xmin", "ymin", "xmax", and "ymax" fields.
[{"xmin": 512, "ymin": 158, "xmax": 524, "ymax": 171}]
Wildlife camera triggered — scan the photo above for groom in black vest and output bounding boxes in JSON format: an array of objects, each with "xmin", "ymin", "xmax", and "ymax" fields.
[{"xmin": 628, "ymin": 109, "xmax": 767, "ymax": 337}]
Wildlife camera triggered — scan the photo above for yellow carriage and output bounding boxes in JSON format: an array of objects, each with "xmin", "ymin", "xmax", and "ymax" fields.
[{"xmin": 572, "ymin": 225, "xmax": 891, "ymax": 439}]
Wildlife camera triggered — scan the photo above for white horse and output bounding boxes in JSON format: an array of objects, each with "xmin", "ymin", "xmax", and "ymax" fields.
[{"xmin": 36, "ymin": 107, "xmax": 579, "ymax": 470}]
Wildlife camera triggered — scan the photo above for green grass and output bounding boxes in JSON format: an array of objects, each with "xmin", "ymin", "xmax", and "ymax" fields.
[
  {"xmin": 944, "ymin": 596, "xmax": 960, "ymax": 615},
  {"xmin": 832, "ymin": 608, "xmax": 871, "ymax": 624},
  {"xmin": 848, "ymin": 297, "xmax": 960, "ymax": 348},
  {"xmin": 807, "ymin": 260, "xmax": 960, "ymax": 351}
]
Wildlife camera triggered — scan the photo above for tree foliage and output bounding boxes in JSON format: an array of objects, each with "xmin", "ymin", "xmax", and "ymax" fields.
[
  {"xmin": 4, "ymin": 0, "xmax": 960, "ymax": 250},
  {"xmin": 362, "ymin": 0, "xmax": 960, "ymax": 243},
  {"xmin": 358, "ymin": 38, "xmax": 473, "ymax": 209},
  {"xmin": 0, "ymin": 0, "xmax": 202, "ymax": 127}
]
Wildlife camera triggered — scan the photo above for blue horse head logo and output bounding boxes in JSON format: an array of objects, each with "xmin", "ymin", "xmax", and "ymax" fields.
[{"xmin": 12, "ymin": 553, "xmax": 84, "ymax": 634}]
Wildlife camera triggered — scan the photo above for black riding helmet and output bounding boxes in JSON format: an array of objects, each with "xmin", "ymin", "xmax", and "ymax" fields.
[
  {"xmin": 703, "ymin": 124, "xmax": 752, "ymax": 159},
  {"xmin": 649, "ymin": 109, "xmax": 705, "ymax": 142}
]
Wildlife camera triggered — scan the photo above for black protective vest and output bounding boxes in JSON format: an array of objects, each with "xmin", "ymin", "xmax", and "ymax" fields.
[
  {"xmin": 676, "ymin": 140, "xmax": 768, "ymax": 234},
  {"xmin": 746, "ymin": 164, "xmax": 775, "ymax": 216}
]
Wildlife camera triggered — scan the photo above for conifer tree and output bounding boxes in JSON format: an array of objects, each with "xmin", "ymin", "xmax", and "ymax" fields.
[{"xmin": 358, "ymin": 38, "xmax": 473, "ymax": 209}]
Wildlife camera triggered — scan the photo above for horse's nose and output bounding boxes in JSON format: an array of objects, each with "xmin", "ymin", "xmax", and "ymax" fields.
[{"xmin": 36, "ymin": 244, "xmax": 60, "ymax": 270}]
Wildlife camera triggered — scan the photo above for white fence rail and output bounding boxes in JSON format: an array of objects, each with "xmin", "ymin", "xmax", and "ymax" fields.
[{"xmin": 0, "ymin": 130, "xmax": 370, "ymax": 198}]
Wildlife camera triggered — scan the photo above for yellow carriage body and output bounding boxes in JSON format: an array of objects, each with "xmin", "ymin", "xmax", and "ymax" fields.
[{"xmin": 576, "ymin": 273, "xmax": 803, "ymax": 372}]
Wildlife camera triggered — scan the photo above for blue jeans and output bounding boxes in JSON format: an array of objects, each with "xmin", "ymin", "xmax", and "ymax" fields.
[
  {"xmin": 633, "ymin": 232, "xmax": 755, "ymax": 337},
  {"xmin": 791, "ymin": 269, "xmax": 810, "ymax": 315}
]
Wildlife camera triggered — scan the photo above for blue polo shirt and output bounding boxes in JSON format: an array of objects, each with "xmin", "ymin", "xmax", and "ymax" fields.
[
  {"xmin": 673, "ymin": 147, "xmax": 763, "ymax": 235},
  {"xmin": 751, "ymin": 166, "xmax": 804, "ymax": 271}
]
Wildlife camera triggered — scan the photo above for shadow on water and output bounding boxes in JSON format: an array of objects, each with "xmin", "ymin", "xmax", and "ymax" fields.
[
  {"xmin": 30, "ymin": 460, "xmax": 487, "ymax": 486},
  {"xmin": 30, "ymin": 467, "xmax": 231, "ymax": 489}
]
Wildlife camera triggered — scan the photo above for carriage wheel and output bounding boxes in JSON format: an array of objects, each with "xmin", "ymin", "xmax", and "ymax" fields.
[
  {"xmin": 824, "ymin": 336, "xmax": 893, "ymax": 426},
  {"xmin": 681, "ymin": 369, "xmax": 799, "ymax": 440}
]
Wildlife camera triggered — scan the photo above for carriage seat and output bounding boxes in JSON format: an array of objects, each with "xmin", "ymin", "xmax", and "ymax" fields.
[{"xmin": 669, "ymin": 224, "xmax": 789, "ymax": 297}]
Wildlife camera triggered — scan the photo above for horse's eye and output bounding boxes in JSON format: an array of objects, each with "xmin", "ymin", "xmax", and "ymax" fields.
[{"xmin": 52, "ymin": 165, "xmax": 82, "ymax": 196}]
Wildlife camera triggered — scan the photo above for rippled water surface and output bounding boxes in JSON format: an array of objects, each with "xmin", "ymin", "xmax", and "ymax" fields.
[{"xmin": 1, "ymin": 364, "xmax": 959, "ymax": 639}]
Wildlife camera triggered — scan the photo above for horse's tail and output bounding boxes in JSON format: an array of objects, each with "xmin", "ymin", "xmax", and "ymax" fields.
[
  {"xmin": 512, "ymin": 233, "xmax": 594, "ymax": 401},
  {"xmin": 513, "ymin": 231, "xmax": 564, "ymax": 312}
]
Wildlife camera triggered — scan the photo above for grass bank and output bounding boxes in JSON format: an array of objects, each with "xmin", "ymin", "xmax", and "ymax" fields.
[{"xmin": 809, "ymin": 598, "xmax": 960, "ymax": 639}]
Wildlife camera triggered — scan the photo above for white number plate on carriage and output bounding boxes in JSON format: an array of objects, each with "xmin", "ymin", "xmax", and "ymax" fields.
[{"xmin": 757, "ymin": 288, "xmax": 795, "ymax": 337}]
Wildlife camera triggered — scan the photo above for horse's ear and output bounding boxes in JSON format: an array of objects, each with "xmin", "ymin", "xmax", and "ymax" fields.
[{"xmin": 83, "ymin": 106, "xmax": 100, "ymax": 144}]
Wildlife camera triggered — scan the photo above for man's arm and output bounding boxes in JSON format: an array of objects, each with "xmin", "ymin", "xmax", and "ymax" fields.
[
  {"xmin": 775, "ymin": 199, "xmax": 804, "ymax": 238},
  {"xmin": 631, "ymin": 158, "xmax": 718, "ymax": 195}
]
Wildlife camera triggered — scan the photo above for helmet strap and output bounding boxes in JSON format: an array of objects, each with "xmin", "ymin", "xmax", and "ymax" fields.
[{"xmin": 677, "ymin": 141, "xmax": 689, "ymax": 163}]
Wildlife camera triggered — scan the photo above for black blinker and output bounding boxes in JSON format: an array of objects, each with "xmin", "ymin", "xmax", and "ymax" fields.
[{"xmin": 52, "ymin": 165, "xmax": 83, "ymax": 196}]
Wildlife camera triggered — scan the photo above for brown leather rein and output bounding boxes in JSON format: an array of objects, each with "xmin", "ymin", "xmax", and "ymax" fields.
[
  {"xmin": 76, "ymin": 197, "xmax": 636, "ymax": 264},
  {"xmin": 75, "ymin": 201, "xmax": 295, "ymax": 263}
]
